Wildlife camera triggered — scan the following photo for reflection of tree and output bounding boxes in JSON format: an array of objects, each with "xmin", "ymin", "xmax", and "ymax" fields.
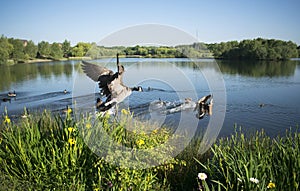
[
  {"xmin": 0, "ymin": 61, "xmax": 74, "ymax": 91},
  {"xmin": 175, "ymin": 61, "xmax": 214, "ymax": 70},
  {"xmin": 217, "ymin": 60, "xmax": 297, "ymax": 77}
]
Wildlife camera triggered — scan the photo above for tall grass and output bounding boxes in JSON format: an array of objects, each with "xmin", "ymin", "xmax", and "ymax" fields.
[
  {"xmin": 0, "ymin": 109, "xmax": 179, "ymax": 190},
  {"xmin": 1, "ymin": 109, "xmax": 299, "ymax": 190},
  {"xmin": 195, "ymin": 127, "xmax": 300, "ymax": 191}
]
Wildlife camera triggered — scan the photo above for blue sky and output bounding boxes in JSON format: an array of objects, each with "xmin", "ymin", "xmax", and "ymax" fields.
[{"xmin": 0, "ymin": 0, "xmax": 299, "ymax": 45}]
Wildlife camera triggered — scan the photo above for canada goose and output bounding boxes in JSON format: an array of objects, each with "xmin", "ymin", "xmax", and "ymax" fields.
[
  {"xmin": 195, "ymin": 94, "xmax": 213, "ymax": 119},
  {"xmin": 2, "ymin": 98, "xmax": 11, "ymax": 102},
  {"xmin": 96, "ymin": 97, "xmax": 112, "ymax": 111},
  {"xmin": 184, "ymin": 98, "xmax": 192, "ymax": 103},
  {"xmin": 82, "ymin": 54, "xmax": 143, "ymax": 111},
  {"xmin": 8, "ymin": 91, "xmax": 16, "ymax": 97}
]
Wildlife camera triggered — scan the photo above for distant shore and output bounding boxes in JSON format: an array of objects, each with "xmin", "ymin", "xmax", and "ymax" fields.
[{"xmin": 5, "ymin": 57, "xmax": 92, "ymax": 65}]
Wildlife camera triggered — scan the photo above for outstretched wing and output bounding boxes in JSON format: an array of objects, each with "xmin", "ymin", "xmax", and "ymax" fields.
[
  {"xmin": 197, "ymin": 94, "xmax": 212, "ymax": 104},
  {"xmin": 81, "ymin": 61, "xmax": 113, "ymax": 82},
  {"xmin": 81, "ymin": 59, "xmax": 131, "ymax": 106},
  {"xmin": 82, "ymin": 60, "xmax": 116, "ymax": 97}
]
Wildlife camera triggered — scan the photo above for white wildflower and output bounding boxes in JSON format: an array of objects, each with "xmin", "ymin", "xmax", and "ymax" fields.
[
  {"xmin": 198, "ymin": 172, "xmax": 207, "ymax": 180},
  {"xmin": 250, "ymin": 177, "xmax": 259, "ymax": 184}
]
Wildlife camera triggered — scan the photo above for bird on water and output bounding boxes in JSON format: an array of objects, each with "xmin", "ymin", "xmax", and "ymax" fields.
[
  {"xmin": 8, "ymin": 91, "xmax": 16, "ymax": 97},
  {"xmin": 81, "ymin": 54, "xmax": 143, "ymax": 112}
]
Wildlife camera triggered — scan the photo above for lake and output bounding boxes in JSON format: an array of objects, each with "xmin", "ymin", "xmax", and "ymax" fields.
[{"xmin": 1, "ymin": 58, "xmax": 300, "ymax": 137}]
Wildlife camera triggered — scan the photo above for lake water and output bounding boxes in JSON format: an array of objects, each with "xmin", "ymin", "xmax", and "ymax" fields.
[{"xmin": 1, "ymin": 58, "xmax": 299, "ymax": 137}]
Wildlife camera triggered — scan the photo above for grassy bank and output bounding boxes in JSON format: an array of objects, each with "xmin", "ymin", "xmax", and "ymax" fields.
[{"xmin": 0, "ymin": 110, "xmax": 299, "ymax": 190}]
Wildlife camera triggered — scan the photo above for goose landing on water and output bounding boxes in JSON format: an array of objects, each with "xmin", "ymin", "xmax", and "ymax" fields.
[
  {"xmin": 155, "ymin": 95, "xmax": 213, "ymax": 119},
  {"xmin": 195, "ymin": 94, "xmax": 213, "ymax": 119},
  {"xmin": 82, "ymin": 54, "xmax": 143, "ymax": 112}
]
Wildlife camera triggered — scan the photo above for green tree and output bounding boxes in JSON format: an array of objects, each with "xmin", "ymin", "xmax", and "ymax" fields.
[
  {"xmin": 50, "ymin": 43, "xmax": 63, "ymax": 60},
  {"xmin": 71, "ymin": 46, "xmax": 85, "ymax": 57},
  {"xmin": 62, "ymin": 39, "xmax": 71, "ymax": 58},
  {"xmin": 0, "ymin": 35, "xmax": 13, "ymax": 64},
  {"xmin": 24, "ymin": 40, "xmax": 38, "ymax": 59},
  {"xmin": 208, "ymin": 38, "xmax": 298, "ymax": 60},
  {"xmin": 9, "ymin": 38, "xmax": 26, "ymax": 62},
  {"xmin": 86, "ymin": 43, "xmax": 100, "ymax": 59},
  {"xmin": 71, "ymin": 42, "xmax": 92, "ymax": 57},
  {"xmin": 38, "ymin": 41, "xmax": 51, "ymax": 58}
]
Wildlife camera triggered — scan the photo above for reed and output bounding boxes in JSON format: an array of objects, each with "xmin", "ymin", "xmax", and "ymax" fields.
[
  {"xmin": 0, "ymin": 109, "xmax": 178, "ymax": 190},
  {"xmin": 1, "ymin": 109, "xmax": 299, "ymax": 190},
  {"xmin": 195, "ymin": 127, "xmax": 300, "ymax": 191}
]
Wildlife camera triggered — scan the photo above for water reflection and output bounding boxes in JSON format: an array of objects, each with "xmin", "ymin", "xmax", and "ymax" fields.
[
  {"xmin": 217, "ymin": 60, "xmax": 296, "ymax": 77},
  {"xmin": 0, "ymin": 61, "xmax": 76, "ymax": 91}
]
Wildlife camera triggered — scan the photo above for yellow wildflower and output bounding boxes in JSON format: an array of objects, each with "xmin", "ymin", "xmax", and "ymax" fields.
[
  {"xmin": 3, "ymin": 115, "xmax": 11, "ymax": 124},
  {"xmin": 267, "ymin": 182, "xmax": 275, "ymax": 189},
  {"xmin": 136, "ymin": 139, "xmax": 145, "ymax": 146},
  {"xmin": 68, "ymin": 138, "xmax": 76, "ymax": 145},
  {"xmin": 152, "ymin": 129, "xmax": 158, "ymax": 134},
  {"xmin": 68, "ymin": 127, "xmax": 74, "ymax": 133},
  {"xmin": 121, "ymin": 109, "xmax": 129, "ymax": 115},
  {"xmin": 67, "ymin": 108, "xmax": 72, "ymax": 114},
  {"xmin": 86, "ymin": 122, "xmax": 91, "ymax": 129}
]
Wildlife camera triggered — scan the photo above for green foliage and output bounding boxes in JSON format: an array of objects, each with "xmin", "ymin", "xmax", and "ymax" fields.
[
  {"xmin": 71, "ymin": 42, "xmax": 92, "ymax": 57},
  {"xmin": 1, "ymin": 35, "xmax": 299, "ymax": 63},
  {"xmin": 195, "ymin": 128, "xmax": 300, "ymax": 191},
  {"xmin": 8, "ymin": 38, "xmax": 26, "ymax": 62},
  {"xmin": 1, "ymin": 110, "xmax": 300, "ymax": 190},
  {"xmin": 62, "ymin": 39, "xmax": 72, "ymax": 58},
  {"xmin": 50, "ymin": 42, "xmax": 63, "ymax": 60},
  {"xmin": 176, "ymin": 43, "xmax": 213, "ymax": 58},
  {"xmin": 208, "ymin": 38, "xmax": 298, "ymax": 60},
  {"xmin": 0, "ymin": 35, "xmax": 13, "ymax": 64},
  {"xmin": 122, "ymin": 43, "xmax": 212, "ymax": 58},
  {"xmin": 38, "ymin": 41, "xmax": 51, "ymax": 58},
  {"xmin": 24, "ymin": 40, "xmax": 38, "ymax": 59},
  {"xmin": 0, "ymin": 109, "xmax": 179, "ymax": 190}
]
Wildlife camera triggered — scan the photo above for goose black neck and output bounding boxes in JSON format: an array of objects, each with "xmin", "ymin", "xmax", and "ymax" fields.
[
  {"xmin": 117, "ymin": 53, "xmax": 119, "ymax": 65},
  {"xmin": 131, "ymin": 87, "xmax": 139, "ymax": 91},
  {"xmin": 131, "ymin": 86, "xmax": 143, "ymax": 92}
]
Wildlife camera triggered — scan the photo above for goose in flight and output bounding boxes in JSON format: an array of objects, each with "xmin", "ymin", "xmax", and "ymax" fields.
[{"xmin": 81, "ymin": 54, "xmax": 143, "ymax": 111}]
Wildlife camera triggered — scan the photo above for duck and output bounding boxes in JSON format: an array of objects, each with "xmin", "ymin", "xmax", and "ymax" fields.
[
  {"xmin": 8, "ymin": 91, "xmax": 16, "ymax": 97},
  {"xmin": 82, "ymin": 54, "xmax": 143, "ymax": 111}
]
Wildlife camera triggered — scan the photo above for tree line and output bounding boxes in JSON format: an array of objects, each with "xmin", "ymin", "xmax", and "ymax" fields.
[
  {"xmin": 0, "ymin": 35, "xmax": 299, "ymax": 64},
  {"xmin": 207, "ymin": 38, "xmax": 299, "ymax": 60},
  {"xmin": 0, "ymin": 35, "xmax": 94, "ymax": 64}
]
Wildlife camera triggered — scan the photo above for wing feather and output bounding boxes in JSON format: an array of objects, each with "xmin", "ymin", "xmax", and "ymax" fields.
[
  {"xmin": 81, "ymin": 61, "xmax": 113, "ymax": 82},
  {"xmin": 81, "ymin": 59, "xmax": 132, "ymax": 106}
]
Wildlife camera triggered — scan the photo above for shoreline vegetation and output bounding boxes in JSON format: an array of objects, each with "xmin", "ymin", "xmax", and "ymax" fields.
[
  {"xmin": 1, "ymin": 35, "xmax": 299, "ymax": 65},
  {"xmin": 0, "ymin": 110, "xmax": 299, "ymax": 190}
]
